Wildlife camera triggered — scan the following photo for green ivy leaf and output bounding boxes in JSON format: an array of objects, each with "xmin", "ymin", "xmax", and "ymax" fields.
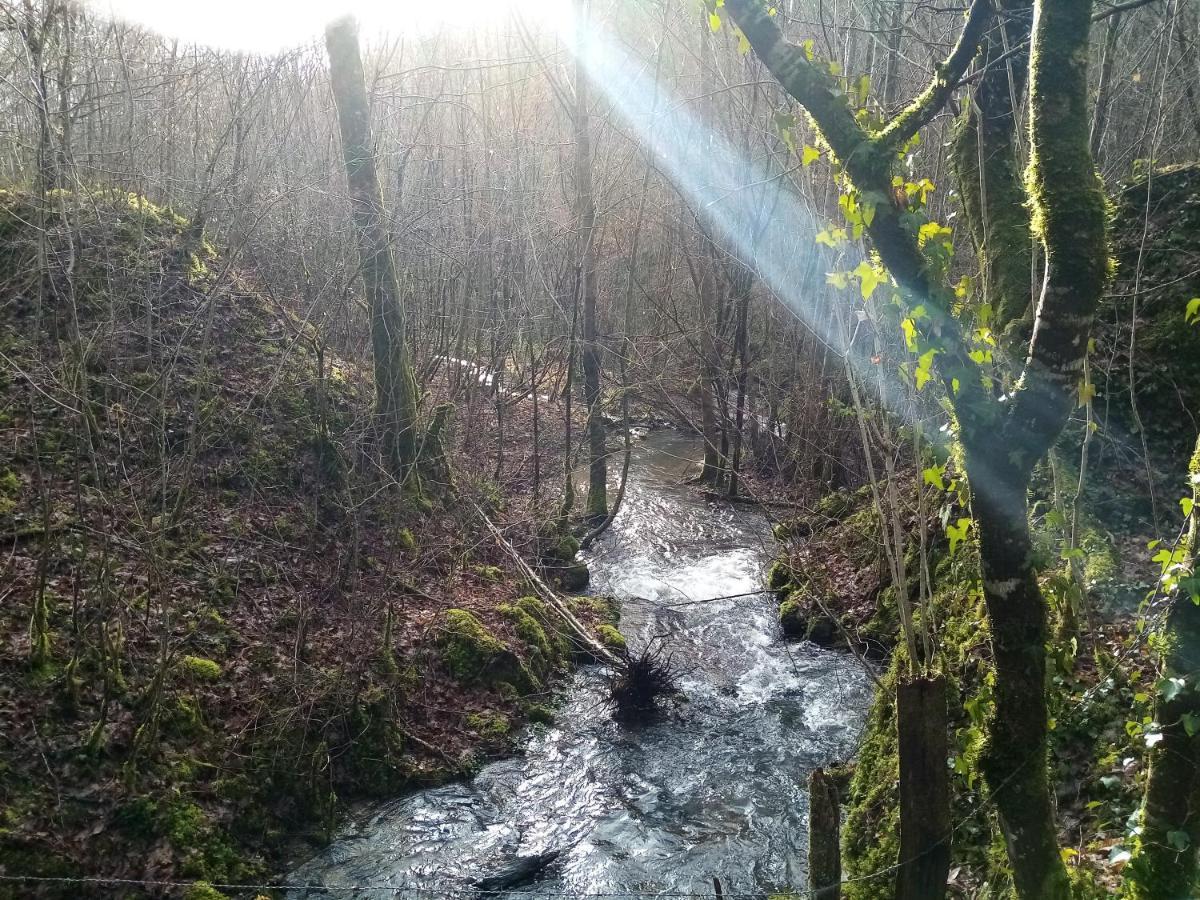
[
  {"xmin": 1159, "ymin": 677, "xmax": 1186, "ymax": 702},
  {"xmin": 854, "ymin": 260, "xmax": 882, "ymax": 300},
  {"xmin": 947, "ymin": 517, "xmax": 971, "ymax": 554},
  {"xmin": 922, "ymin": 465, "xmax": 946, "ymax": 491},
  {"xmin": 1186, "ymin": 297, "xmax": 1200, "ymax": 325},
  {"xmin": 709, "ymin": 12, "xmax": 722, "ymax": 32},
  {"xmin": 854, "ymin": 73, "xmax": 870, "ymax": 108},
  {"xmin": 802, "ymin": 145, "xmax": 820, "ymax": 166},
  {"xmin": 1182, "ymin": 496, "xmax": 1195, "ymax": 518},
  {"xmin": 915, "ymin": 349, "xmax": 936, "ymax": 390},
  {"xmin": 1168, "ymin": 830, "xmax": 1192, "ymax": 852}
]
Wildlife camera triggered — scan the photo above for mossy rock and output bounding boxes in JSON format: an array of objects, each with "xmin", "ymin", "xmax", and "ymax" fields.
[
  {"xmin": 570, "ymin": 594, "xmax": 621, "ymax": 625},
  {"xmin": 471, "ymin": 564, "xmax": 504, "ymax": 582},
  {"xmin": 438, "ymin": 609, "xmax": 533, "ymax": 690},
  {"xmin": 550, "ymin": 560, "xmax": 590, "ymax": 593},
  {"xmin": 767, "ymin": 559, "xmax": 799, "ymax": 594},
  {"xmin": 465, "ymin": 710, "xmax": 510, "ymax": 739},
  {"xmin": 815, "ymin": 489, "xmax": 856, "ymax": 520},
  {"xmin": 553, "ymin": 534, "xmax": 581, "ymax": 561},
  {"xmin": 523, "ymin": 703, "xmax": 556, "ymax": 726},
  {"xmin": 779, "ymin": 591, "xmax": 842, "ymax": 646},
  {"xmin": 779, "ymin": 593, "xmax": 807, "ymax": 639},
  {"xmin": 596, "ymin": 624, "xmax": 627, "ymax": 651},
  {"xmin": 772, "ymin": 518, "xmax": 813, "ymax": 542},
  {"xmin": 179, "ymin": 655, "xmax": 221, "ymax": 682},
  {"xmin": 499, "ymin": 597, "xmax": 569, "ymax": 672},
  {"xmin": 183, "ymin": 884, "xmax": 230, "ymax": 900}
]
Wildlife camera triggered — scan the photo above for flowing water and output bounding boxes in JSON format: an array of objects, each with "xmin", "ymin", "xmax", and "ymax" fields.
[{"xmin": 289, "ymin": 430, "xmax": 871, "ymax": 899}]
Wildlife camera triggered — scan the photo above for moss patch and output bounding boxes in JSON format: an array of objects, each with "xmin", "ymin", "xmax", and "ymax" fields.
[
  {"xmin": 179, "ymin": 655, "xmax": 221, "ymax": 682},
  {"xmin": 438, "ymin": 609, "xmax": 532, "ymax": 690},
  {"xmin": 596, "ymin": 624, "xmax": 627, "ymax": 651}
]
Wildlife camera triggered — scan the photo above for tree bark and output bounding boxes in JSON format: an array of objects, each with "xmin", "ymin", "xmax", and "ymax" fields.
[
  {"xmin": 325, "ymin": 17, "xmax": 422, "ymax": 477},
  {"xmin": 573, "ymin": 0, "xmax": 607, "ymax": 523},
  {"xmin": 950, "ymin": 0, "xmax": 1034, "ymax": 335}
]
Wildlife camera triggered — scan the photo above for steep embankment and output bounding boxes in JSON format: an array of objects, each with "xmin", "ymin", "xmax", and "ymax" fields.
[
  {"xmin": 0, "ymin": 189, "xmax": 618, "ymax": 897},
  {"xmin": 767, "ymin": 166, "xmax": 1200, "ymax": 898}
]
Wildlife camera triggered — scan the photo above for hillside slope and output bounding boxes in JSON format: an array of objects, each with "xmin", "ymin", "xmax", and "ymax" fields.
[{"xmin": 0, "ymin": 189, "xmax": 615, "ymax": 897}]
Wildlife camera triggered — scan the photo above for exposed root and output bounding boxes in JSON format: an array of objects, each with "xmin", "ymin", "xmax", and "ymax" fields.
[{"xmin": 607, "ymin": 637, "xmax": 678, "ymax": 722}]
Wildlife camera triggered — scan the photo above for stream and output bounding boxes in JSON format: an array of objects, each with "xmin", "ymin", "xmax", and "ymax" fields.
[{"xmin": 289, "ymin": 429, "xmax": 871, "ymax": 899}]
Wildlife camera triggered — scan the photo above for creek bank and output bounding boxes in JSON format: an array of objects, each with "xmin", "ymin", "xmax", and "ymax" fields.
[{"xmin": 765, "ymin": 453, "xmax": 1168, "ymax": 896}]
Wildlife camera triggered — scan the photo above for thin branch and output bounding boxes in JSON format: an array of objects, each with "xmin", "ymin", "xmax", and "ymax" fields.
[{"xmin": 876, "ymin": 0, "xmax": 993, "ymax": 151}]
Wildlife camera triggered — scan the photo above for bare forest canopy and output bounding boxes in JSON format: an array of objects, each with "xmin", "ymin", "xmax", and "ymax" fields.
[{"xmin": 0, "ymin": 0, "xmax": 1193, "ymax": 491}]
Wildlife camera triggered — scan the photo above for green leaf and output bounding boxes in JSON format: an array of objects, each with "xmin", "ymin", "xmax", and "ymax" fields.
[
  {"xmin": 917, "ymin": 220, "xmax": 952, "ymax": 247},
  {"xmin": 826, "ymin": 271, "xmax": 849, "ymax": 289},
  {"xmin": 1183, "ymin": 496, "xmax": 1195, "ymax": 517},
  {"xmin": 946, "ymin": 517, "xmax": 971, "ymax": 554},
  {"xmin": 854, "ymin": 73, "xmax": 870, "ymax": 108},
  {"xmin": 1186, "ymin": 297, "xmax": 1200, "ymax": 324},
  {"xmin": 736, "ymin": 29, "xmax": 751, "ymax": 55},
  {"xmin": 1168, "ymin": 830, "xmax": 1191, "ymax": 852},
  {"xmin": 915, "ymin": 349, "xmax": 936, "ymax": 390},
  {"xmin": 854, "ymin": 260, "xmax": 882, "ymax": 300},
  {"xmin": 1159, "ymin": 676, "xmax": 1186, "ymax": 702},
  {"xmin": 901, "ymin": 318, "xmax": 918, "ymax": 352},
  {"xmin": 1183, "ymin": 712, "xmax": 1200, "ymax": 737},
  {"xmin": 709, "ymin": 12, "xmax": 721, "ymax": 32},
  {"xmin": 802, "ymin": 145, "xmax": 820, "ymax": 166},
  {"xmin": 922, "ymin": 465, "xmax": 946, "ymax": 491},
  {"xmin": 801, "ymin": 38, "xmax": 815, "ymax": 61}
]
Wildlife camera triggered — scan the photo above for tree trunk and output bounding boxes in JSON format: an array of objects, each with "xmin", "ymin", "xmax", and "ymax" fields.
[
  {"xmin": 1127, "ymin": 435, "xmax": 1200, "ymax": 899},
  {"xmin": 696, "ymin": 19, "xmax": 726, "ymax": 486},
  {"xmin": 325, "ymin": 17, "xmax": 422, "ymax": 477},
  {"xmin": 967, "ymin": 447, "xmax": 1071, "ymax": 900},
  {"xmin": 727, "ymin": 284, "xmax": 751, "ymax": 499},
  {"xmin": 573, "ymin": 0, "xmax": 607, "ymax": 524}
]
